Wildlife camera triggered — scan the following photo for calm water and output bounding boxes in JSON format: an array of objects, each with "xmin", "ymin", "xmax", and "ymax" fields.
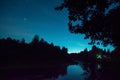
[
  {"xmin": 1, "ymin": 62, "xmax": 120, "ymax": 80},
  {"xmin": 1, "ymin": 64, "xmax": 88, "ymax": 80},
  {"xmin": 57, "ymin": 65, "xmax": 87, "ymax": 80}
]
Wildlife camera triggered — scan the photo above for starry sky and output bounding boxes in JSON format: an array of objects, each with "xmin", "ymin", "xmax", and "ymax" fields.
[{"xmin": 0, "ymin": 0, "xmax": 114, "ymax": 53}]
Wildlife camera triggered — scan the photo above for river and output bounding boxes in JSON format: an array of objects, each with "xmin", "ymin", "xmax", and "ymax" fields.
[{"xmin": 1, "ymin": 62, "xmax": 120, "ymax": 80}]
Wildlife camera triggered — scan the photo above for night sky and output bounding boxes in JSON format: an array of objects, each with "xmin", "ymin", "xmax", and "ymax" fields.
[{"xmin": 0, "ymin": 0, "xmax": 114, "ymax": 53}]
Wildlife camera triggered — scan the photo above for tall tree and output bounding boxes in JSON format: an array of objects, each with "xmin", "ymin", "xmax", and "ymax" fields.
[
  {"xmin": 31, "ymin": 35, "xmax": 39, "ymax": 44},
  {"xmin": 56, "ymin": 0, "xmax": 120, "ymax": 48}
]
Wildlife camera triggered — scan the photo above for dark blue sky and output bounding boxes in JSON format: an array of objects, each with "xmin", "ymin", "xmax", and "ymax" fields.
[{"xmin": 0, "ymin": 0, "xmax": 114, "ymax": 53}]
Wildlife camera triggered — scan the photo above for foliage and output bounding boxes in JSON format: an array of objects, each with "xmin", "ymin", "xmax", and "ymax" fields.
[
  {"xmin": 69, "ymin": 46, "xmax": 111, "ymax": 62},
  {"xmin": 0, "ymin": 35, "xmax": 73, "ymax": 67},
  {"xmin": 56, "ymin": 0, "xmax": 120, "ymax": 47}
]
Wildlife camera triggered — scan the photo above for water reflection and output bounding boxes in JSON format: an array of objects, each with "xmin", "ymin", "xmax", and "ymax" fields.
[
  {"xmin": 82, "ymin": 62, "xmax": 120, "ymax": 80},
  {"xmin": 1, "ymin": 62, "xmax": 120, "ymax": 80},
  {"xmin": 1, "ymin": 64, "xmax": 87, "ymax": 80},
  {"xmin": 82, "ymin": 63, "xmax": 102, "ymax": 80},
  {"xmin": 58, "ymin": 65, "xmax": 86, "ymax": 80},
  {"xmin": 1, "ymin": 64, "xmax": 68, "ymax": 80}
]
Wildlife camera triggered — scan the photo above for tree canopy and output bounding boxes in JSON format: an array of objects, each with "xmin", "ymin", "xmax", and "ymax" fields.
[
  {"xmin": 0, "ymin": 36, "xmax": 73, "ymax": 66},
  {"xmin": 56, "ymin": 0, "xmax": 120, "ymax": 47}
]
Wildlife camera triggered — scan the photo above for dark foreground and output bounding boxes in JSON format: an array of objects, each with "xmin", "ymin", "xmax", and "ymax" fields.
[
  {"xmin": 1, "ymin": 62, "xmax": 120, "ymax": 80},
  {"xmin": 1, "ymin": 38, "xmax": 120, "ymax": 80}
]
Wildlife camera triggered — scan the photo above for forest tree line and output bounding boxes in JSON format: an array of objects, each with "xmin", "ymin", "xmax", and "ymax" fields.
[
  {"xmin": 0, "ymin": 35, "xmax": 120, "ymax": 68},
  {"xmin": 70, "ymin": 45, "xmax": 120, "ymax": 64},
  {"xmin": 0, "ymin": 35, "xmax": 73, "ymax": 67}
]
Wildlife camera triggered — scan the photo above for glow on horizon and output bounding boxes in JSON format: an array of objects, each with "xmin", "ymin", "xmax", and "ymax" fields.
[{"xmin": 0, "ymin": 0, "xmax": 114, "ymax": 53}]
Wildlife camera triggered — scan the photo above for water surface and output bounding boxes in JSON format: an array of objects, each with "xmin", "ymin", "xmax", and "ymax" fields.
[
  {"xmin": 57, "ymin": 64, "xmax": 86, "ymax": 80},
  {"xmin": 1, "ymin": 64, "xmax": 87, "ymax": 80},
  {"xmin": 1, "ymin": 62, "xmax": 120, "ymax": 80}
]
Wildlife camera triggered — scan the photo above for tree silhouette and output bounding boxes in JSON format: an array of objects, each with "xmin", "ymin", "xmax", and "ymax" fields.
[
  {"xmin": 21, "ymin": 38, "xmax": 25, "ymax": 44},
  {"xmin": 62, "ymin": 46, "xmax": 68, "ymax": 55},
  {"xmin": 31, "ymin": 35, "xmax": 39, "ymax": 45},
  {"xmin": 56, "ymin": 0, "xmax": 120, "ymax": 48},
  {"xmin": 0, "ymin": 35, "xmax": 75, "ymax": 67}
]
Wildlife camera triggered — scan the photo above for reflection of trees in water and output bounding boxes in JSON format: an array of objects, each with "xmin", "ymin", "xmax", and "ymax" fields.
[
  {"xmin": 81, "ymin": 62, "xmax": 102, "ymax": 80},
  {"xmin": 81, "ymin": 62, "xmax": 120, "ymax": 80},
  {"xmin": 87, "ymin": 63, "xmax": 101, "ymax": 80},
  {"xmin": 1, "ymin": 64, "xmax": 68, "ymax": 80}
]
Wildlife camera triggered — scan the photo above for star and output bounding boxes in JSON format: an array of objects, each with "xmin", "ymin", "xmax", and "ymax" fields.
[{"xmin": 24, "ymin": 18, "xmax": 27, "ymax": 21}]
